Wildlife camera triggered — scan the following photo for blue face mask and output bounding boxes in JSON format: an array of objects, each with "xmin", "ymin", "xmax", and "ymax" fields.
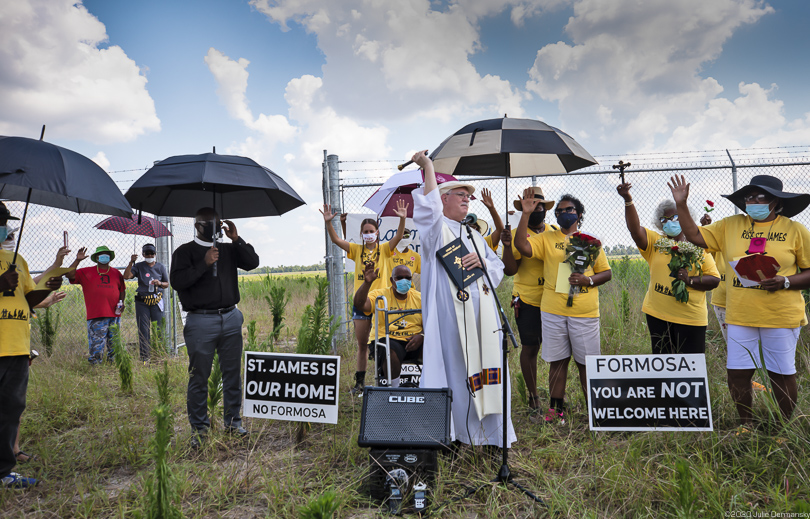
[
  {"xmin": 97, "ymin": 254, "xmax": 111, "ymax": 264},
  {"xmin": 0, "ymin": 226, "xmax": 7, "ymax": 243},
  {"xmin": 663, "ymin": 221, "xmax": 682, "ymax": 237},
  {"xmin": 746, "ymin": 203, "xmax": 771, "ymax": 221},
  {"xmin": 395, "ymin": 278, "xmax": 411, "ymax": 294},
  {"xmin": 556, "ymin": 212, "xmax": 579, "ymax": 229}
]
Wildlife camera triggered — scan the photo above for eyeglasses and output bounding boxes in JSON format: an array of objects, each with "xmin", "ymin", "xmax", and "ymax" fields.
[
  {"xmin": 554, "ymin": 206, "xmax": 576, "ymax": 215},
  {"xmin": 447, "ymin": 191, "xmax": 471, "ymax": 200},
  {"xmin": 744, "ymin": 193, "xmax": 773, "ymax": 204},
  {"xmin": 659, "ymin": 214, "xmax": 679, "ymax": 224}
]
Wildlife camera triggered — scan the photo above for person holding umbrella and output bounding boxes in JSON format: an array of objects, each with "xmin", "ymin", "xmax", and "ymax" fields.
[
  {"xmin": 171, "ymin": 208, "xmax": 259, "ymax": 446},
  {"xmin": 320, "ymin": 199, "xmax": 408, "ymax": 395},
  {"xmin": 616, "ymin": 183, "xmax": 720, "ymax": 354},
  {"xmin": 124, "ymin": 244, "xmax": 169, "ymax": 363},
  {"xmin": 513, "ymin": 190, "xmax": 612, "ymax": 424},
  {"xmin": 669, "ymin": 174, "xmax": 810, "ymax": 426},
  {"xmin": 65, "ymin": 246, "xmax": 126, "ymax": 365},
  {"xmin": 500, "ymin": 187, "xmax": 556, "ymax": 412},
  {"xmin": 0, "ymin": 201, "xmax": 63, "ymax": 488}
]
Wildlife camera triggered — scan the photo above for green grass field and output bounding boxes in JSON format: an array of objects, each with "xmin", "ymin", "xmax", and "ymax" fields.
[{"xmin": 4, "ymin": 263, "xmax": 809, "ymax": 517}]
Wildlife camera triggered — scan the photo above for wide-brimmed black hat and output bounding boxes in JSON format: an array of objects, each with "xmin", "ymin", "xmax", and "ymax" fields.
[
  {"xmin": 0, "ymin": 201, "xmax": 21, "ymax": 221},
  {"xmin": 722, "ymin": 175, "xmax": 810, "ymax": 218}
]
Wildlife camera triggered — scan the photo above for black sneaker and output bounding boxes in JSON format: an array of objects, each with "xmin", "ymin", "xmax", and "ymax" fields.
[
  {"xmin": 225, "ymin": 425, "xmax": 248, "ymax": 437},
  {"xmin": 350, "ymin": 382, "xmax": 365, "ymax": 396}
]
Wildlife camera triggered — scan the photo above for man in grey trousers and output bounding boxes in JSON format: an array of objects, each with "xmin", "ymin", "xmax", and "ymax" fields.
[{"xmin": 170, "ymin": 207, "xmax": 260, "ymax": 447}]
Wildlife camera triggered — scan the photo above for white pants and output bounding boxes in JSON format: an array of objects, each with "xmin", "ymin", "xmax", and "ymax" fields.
[
  {"xmin": 540, "ymin": 311, "xmax": 601, "ymax": 364},
  {"xmin": 726, "ymin": 324, "xmax": 800, "ymax": 375}
]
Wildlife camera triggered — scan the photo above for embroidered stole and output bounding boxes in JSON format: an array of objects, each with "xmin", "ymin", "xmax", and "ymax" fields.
[{"xmin": 441, "ymin": 223, "xmax": 502, "ymax": 419}]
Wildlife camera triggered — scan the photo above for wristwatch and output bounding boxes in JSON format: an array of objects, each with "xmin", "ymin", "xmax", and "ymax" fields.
[
  {"xmin": 588, "ymin": 276, "xmax": 594, "ymax": 286},
  {"xmin": 783, "ymin": 277, "xmax": 790, "ymax": 290}
]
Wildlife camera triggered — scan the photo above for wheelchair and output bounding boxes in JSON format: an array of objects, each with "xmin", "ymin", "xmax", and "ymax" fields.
[{"xmin": 371, "ymin": 294, "xmax": 423, "ymax": 388}]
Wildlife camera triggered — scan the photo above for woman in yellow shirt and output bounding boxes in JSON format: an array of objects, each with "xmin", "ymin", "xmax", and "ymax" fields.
[
  {"xmin": 321, "ymin": 201, "xmax": 407, "ymax": 394},
  {"xmin": 501, "ymin": 187, "xmax": 555, "ymax": 412},
  {"xmin": 617, "ymin": 182, "xmax": 720, "ymax": 354},
  {"xmin": 670, "ymin": 174, "xmax": 810, "ymax": 425},
  {"xmin": 514, "ymin": 191, "xmax": 612, "ymax": 424}
]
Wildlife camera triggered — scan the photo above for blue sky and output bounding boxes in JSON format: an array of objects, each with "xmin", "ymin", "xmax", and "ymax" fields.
[{"xmin": 2, "ymin": 0, "xmax": 809, "ymax": 267}]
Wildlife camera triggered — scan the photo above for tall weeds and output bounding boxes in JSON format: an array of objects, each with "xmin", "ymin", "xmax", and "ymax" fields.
[
  {"xmin": 36, "ymin": 305, "xmax": 61, "ymax": 357},
  {"xmin": 111, "ymin": 324, "xmax": 133, "ymax": 393},
  {"xmin": 296, "ymin": 277, "xmax": 337, "ymax": 356},
  {"xmin": 207, "ymin": 352, "xmax": 223, "ymax": 426},
  {"xmin": 145, "ymin": 361, "xmax": 182, "ymax": 519},
  {"xmin": 150, "ymin": 318, "xmax": 167, "ymax": 357},
  {"xmin": 265, "ymin": 281, "xmax": 290, "ymax": 340}
]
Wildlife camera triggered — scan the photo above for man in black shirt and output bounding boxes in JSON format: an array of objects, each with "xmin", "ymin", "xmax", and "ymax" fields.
[{"xmin": 171, "ymin": 207, "xmax": 260, "ymax": 446}]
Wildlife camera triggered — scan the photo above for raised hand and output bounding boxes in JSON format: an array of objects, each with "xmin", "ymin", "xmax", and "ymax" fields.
[
  {"xmin": 617, "ymin": 182, "xmax": 633, "ymax": 202},
  {"xmin": 130, "ymin": 254, "xmax": 139, "ymax": 264},
  {"xmin": 340, "ymin": 213, "xmax": 347, "ymax": 224},
  {"xmin": 75, "ymin": 247, "xmax": 89, "ymax": 262},
  {"xmin": 700, "ymin": 214, "xmax": 712, "ymax": 226},
  {"xmin": 393, "ymin": 199, "xmax": 409, "ymax": 218},
  {"xmin": 518, "ymin": 188, "xmax": 541, "ymax": 214},
  {"xmin": 668, "ymin": 175, "xmax": 690, "ymax": 205},
  {"xmin": 481, "ymin": 188, "xmax": 495, "ymax": 209},
  {"xmin": 54, "ymin": 246, "xmax": 71, "ymax": 266},
  {"xmin": 320, "ymin": 204, "xmax": 337, "ymax": 222},
  {"xmin": 222, "ymin": 219, "xmax": 238, "ymax": 241},
  {"xmin": 412, "ymin": 150, "xmax": 430, "ymax": 168},
  {"xmin": 362, "ymin": 261, "xmax": 379, "ymax": 284}
]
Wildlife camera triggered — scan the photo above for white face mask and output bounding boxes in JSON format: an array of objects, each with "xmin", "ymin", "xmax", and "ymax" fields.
[
  {"xmin": 397, "ymin": 237, "xmax": 411, "ymax": 252},
  {"xmin": 362, "ymin": 232, "xmax": 377, "ymax": 244},
  {"xmin": 145, "ymin": 257, "xmax": 157, "ymax": 264}
]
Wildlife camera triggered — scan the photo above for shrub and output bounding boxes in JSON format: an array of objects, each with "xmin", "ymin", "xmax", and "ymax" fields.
[
  {"xmin": 296, "ymin": 277, "xmax": 337, "ymax": 356},
  {"xmin": 111, "ymin": 324, "xmax": 133, "ymax": 393},
  {"xmin": 144, "ymin": 362, "xmax": 182, "ymax": 519},
  {"xmin": 207, "ymin": 352, "xmax": 223, "ymax": 426},
  {"xmin": 265, "ymin": 282, "xmax": 290, "ymax": 340},
  {"xmin": 36, "ymin": 305, "xmax": 60, "ymax": 357}
]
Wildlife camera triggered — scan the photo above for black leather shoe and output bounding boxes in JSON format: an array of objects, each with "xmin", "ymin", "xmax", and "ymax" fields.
[
  {"xmin": 226, "ymin": 425, "xmax": 248, "ymax": 436},
  {"xmin": 190, "ymin": 433, "xmax": 206, "ymax": 449}
]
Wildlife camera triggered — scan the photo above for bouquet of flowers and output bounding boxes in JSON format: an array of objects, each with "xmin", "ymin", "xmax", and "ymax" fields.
[
  {"xmin": 653, "ymin": 237, "xmax": 704, "ymax": 303},
  {"xmin": 704, "ymin": 200, "xmax": 715, "ymax": 213},
  {"xmin": 563, "ymin": 232, "xmax": 602, "ymax": 307}
]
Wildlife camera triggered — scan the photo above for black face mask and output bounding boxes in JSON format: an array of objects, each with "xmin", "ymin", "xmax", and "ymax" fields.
[
  {"xmin": 197, "ymin": 220, "xmax": 220, "ymax": 239},
  {"xmin": 528, "ymin": 211, "xmax": 545, "ymax": 227}
]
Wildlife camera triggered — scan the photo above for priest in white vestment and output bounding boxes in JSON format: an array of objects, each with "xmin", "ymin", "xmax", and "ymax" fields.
[{"xmin": 411, "ymin": 151, "xmax": 516, "ymax": 448}]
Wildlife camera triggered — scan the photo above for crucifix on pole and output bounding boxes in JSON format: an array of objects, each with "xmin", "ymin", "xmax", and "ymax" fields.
[{"xmin": 613, "ymin": 160, "xmax": 631, "ymax": 183}]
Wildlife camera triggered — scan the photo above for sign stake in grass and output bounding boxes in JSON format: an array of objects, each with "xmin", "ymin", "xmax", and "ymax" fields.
[
  {"xmin": 145, "ymin": 361, "xmax": 182, "ymax": 519},
  {"xmin": 111, "ymin": 324, "xmax": 133, "ymax": 393}
]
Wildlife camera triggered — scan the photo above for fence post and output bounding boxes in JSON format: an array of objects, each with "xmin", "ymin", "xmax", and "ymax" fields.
[
  {"xmin": 327, "ymin": 154, "xmax": 347, "ymax": 351},
  {"xmin": 726, "ymin": 149, "xmax": 738, "ymax": 214},
  {"xmin": 156, "ymin": 216, "xmax": 174, "ymax": 354}
]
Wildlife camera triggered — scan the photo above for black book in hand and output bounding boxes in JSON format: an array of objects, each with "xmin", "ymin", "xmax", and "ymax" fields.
[{"xmin": 436, "ymin": 237, "xmax": 483, "ymax": 290}]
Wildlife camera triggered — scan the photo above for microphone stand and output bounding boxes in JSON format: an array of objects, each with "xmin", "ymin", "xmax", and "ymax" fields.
[{"xmin": 462, "ymin": 222, "xmax": 546, "ymax": 505}]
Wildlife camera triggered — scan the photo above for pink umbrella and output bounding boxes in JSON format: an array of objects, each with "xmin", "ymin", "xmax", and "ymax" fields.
[
  {"xmin": 94, "ymin": 214, "xmax": 172, "ymax": 238},
  {"xmin": 363, "ymin": 170, "xmax": 468, "ymax": 218}
]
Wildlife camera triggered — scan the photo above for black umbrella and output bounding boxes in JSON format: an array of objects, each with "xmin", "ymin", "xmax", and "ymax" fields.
[
  {"xmin": 124, "ymin": 151, "xmax": 306, "ymax": 276},
  {"xmin": 124, "ymin": 152, "xmax": 305, "ymax": 219},
  {"xmin": 0, "ymin": 130, "xmax": 133, "ymax": 291},
  {"xmin": 429, "ymin": 117, "xmax": 598, "ymax": 213}
]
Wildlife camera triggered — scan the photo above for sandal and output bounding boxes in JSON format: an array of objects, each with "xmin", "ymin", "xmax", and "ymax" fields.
[{"xmin": 15, "ymin": 450, "xmax": 35, "ymax": 463}]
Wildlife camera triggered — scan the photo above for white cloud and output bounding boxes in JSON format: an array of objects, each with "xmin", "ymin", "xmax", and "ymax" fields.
[
  {"xmin": 0, "ymin": 0, "xmax": 160, "ymax": 143},
  {"xmin": 92, "ymin": 151, "xmax": 110, "ymax": 171},
  {"xmin": 522, "ymin": 0, "xmax": 810, "ymax": 153}
]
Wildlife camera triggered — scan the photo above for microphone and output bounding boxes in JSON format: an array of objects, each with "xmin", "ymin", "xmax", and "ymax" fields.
[{"xmin": 461, "ymin": 213, "xmax": 478, "ymax": 226}]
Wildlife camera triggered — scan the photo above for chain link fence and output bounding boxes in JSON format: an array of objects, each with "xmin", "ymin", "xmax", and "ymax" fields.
[
  {"xmin": 3, "ymin": 199, "xmax": 195, "ymax": 354},
  {"xmin": 330, "ymin": 146, "xmax": 810, "ymax": 343}
]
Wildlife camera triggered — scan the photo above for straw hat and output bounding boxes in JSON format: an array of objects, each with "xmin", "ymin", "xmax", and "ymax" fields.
[{"xmin": 514, "ymin": 186, "xmax": 554, "ymax": 211}]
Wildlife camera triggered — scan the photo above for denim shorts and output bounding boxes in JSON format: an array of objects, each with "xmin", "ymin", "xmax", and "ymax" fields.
[{"xmin": 352, "ymin": 304, "xmax": 371, "ymax": 321}]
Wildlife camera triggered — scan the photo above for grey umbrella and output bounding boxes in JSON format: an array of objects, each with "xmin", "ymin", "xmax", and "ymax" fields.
[{"xmin": 0, "ymin": 130, "xmax": 133, "ymax": 290}]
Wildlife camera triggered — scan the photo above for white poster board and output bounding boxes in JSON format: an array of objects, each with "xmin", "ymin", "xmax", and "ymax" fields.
[
  {"xmin": 586, "ymin": 354, "xmax": 713, "ymax": 431},
  {"xmin": 243, "ymin": 351, "xmax": 341, "ymax": 424}
]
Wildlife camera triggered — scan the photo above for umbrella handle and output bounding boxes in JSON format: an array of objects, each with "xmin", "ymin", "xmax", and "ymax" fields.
[{"xmin": 2, "ymin": 263, "xmax": 17, "ymax": 297}]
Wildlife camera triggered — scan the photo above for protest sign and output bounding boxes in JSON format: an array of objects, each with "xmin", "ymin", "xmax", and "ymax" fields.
[
  {"xmin": 586, "ymin": 354, "xmax": 713, "ymax": 431},
  {"xmin": 243, "ymin": 351, "xmax": 340, "ymax": 424}
]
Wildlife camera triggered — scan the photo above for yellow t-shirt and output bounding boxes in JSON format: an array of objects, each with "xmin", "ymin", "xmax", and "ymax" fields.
[
  {"xmin": 348, "ymin": 242, "xmax": 393, "ymax": 293},
  {"xmin": 0, "ymin": 251, "xmax": 37, "ymax": 357},
  {"xmin": 364, "ymin": 286, "xmax": 423, "ymax": 341},
  {"xmin": 484, "ymin": 234, "xmax": 498, "ymax": 252},
  {"xmin": 510, "ymin": 226, "xmax": 555, "ymax": 308},
  {"xmin": 710, "ymin": 250, "xmax": 727, "ymax": 309},
  {"xmin": 639, "ymin": 228, "xmax": 720, "ymax": 326},
  {"xmin": 698, "ymin": 214, "xmax": 810, "ymax": 328},
  {"xmin": 528, "ymin": 229, "xmax": 611, "ymax": 318},
  {"xmin": 389, "ymin": 247, "xmax": 421, "ymax": 275}
]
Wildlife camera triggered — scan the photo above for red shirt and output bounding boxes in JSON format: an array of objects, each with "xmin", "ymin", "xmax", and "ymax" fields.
[{"xmin": 71, "ymin": 266, "xmax": 125, "ymax": 319}]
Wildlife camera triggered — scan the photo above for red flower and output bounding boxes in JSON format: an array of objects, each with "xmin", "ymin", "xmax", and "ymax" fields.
[
  {"xmin": 671, "ymin": 245, "xmax": 680, "ymax": 252},
  {"xmin": 705, "ymin": 200, "xmax": 715, "ymax": 207}
]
